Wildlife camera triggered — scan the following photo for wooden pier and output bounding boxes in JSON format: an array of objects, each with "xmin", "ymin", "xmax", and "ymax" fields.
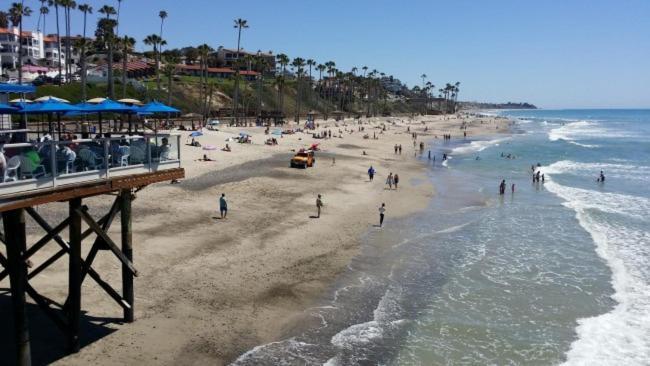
[{"xmin": 0, "ymin": 168, "xmax": 184, "ymax": 366}]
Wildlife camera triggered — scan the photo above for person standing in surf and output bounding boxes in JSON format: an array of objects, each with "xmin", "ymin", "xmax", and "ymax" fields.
[{"xmin": 499, "ymin": 180, "xmax": 506, "ymax": 195}]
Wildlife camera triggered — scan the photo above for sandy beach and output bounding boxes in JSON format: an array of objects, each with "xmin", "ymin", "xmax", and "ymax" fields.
[{"xmin": 2, "ymin": 113, "xmax": 510, "ymax": 365}]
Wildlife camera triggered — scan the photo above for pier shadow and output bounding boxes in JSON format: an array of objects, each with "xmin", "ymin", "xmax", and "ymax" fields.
[{"xmin": 0, "ymin": 293, "xmax": 119, "ymax": 366}]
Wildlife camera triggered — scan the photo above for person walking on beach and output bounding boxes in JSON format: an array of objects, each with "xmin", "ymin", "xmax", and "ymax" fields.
[
  {"xmin": 368, "ymin": 166, "xmax": 376, "ymax": 181},
  {"xmin": 398, "ymin": 144, "xmax": 402, "ymax": 154},
  {"xmin": 379, "ymin": 203, "xmax": 386, "ymax": 227},
  {"xmin": 386, "ymin": 173, "xmax": 394, "ymax": 189},
  {"xmin": 499, "ymin": 180, "xmax": 506, "ymax": 195},
  {"xmin": 511, "ymin": 183, "xmax": 515, "ymax": 193},
  {"xmin": 428, "ymin": 150, "xmax": 431, "ymax": 160},
  {"xmin": 394, "ymin": 174, "xmax": 400, "ymax": 190},
  {"xmin": 316, "ymin": 194, "xmax": 324, "ymax": 218},
  {"xmin": 394, "ymin": 144, "xmax": 398, "ymax": 154},
  {"xmin": 219, "ymin": 193, "xmax": 228, "ymax": 219}
]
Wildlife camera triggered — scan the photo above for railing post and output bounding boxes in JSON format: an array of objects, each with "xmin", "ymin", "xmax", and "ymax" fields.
[
  {"xmin": 147, "ymin": 137, "xmax": 153, "ymax": 172},
  {"xmin": 104, "ymin": 138, "xmax": 110, "ymax": 179},
  {"xmin": 50, "ymin": 142, "xmax": 57, "ymax": 188},
  {"xmin": 176, "ymin": 135, "xmax": 181, "ymax": 164}
]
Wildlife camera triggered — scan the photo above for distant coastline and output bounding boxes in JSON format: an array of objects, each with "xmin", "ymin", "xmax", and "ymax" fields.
[{"xmin": 460, "ymin": 101, "xmax": 537, "ymax": 110}]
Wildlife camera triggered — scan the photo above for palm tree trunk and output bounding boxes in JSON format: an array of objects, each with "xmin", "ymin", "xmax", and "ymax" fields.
[
  {"xmin": 167, "ymin": 72, "xmax": 172, "ymax": 105},
  {"xmin": 81, "ymin": 13, "xmax": 88, "ymax": 101},
  {"xmin": 55, "ymin": 5, "xmax": 62, "ymax": 82},
  {"xmin": 122, "ymin": 43, "xmax": 127, "ymax": 98},
  {"xmin": 18, "ymin": 19, "xmax": 23, "ymax": 84},
  {"xmin": 107, "ymin": 39, "xmax": 114, "ymax": 99}
]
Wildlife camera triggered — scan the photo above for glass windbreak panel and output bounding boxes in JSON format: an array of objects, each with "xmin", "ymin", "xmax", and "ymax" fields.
[
  {"xmin": 73, "ymin": 139, "xmax": 108, "ymax": 172},
  {"xmin": 148, "ymin": 135, "xmax": 179, "ymax": 162},
  {"xmin": 0, "ymin": 142, "xmax": 49, "ymax": 183},
  {"xmin": 106, "ymin": 136, "xmax": 146, "ymax": 168}
]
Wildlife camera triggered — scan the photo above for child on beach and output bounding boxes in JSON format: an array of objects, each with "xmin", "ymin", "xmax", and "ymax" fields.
[
  {"xmin": 394, "ymin": 174, "xmax": 400, "ymax": 190},
  {"xmin": 379, "ymin": 203, "xmax": 386, "ymax": 227},
  {"xmin": 219, "ymin": 194, "xmax": 228, "ymax": 218},
  {"xmin": 316, "ymin": 194, "xmax": 323, "ymax": 218}
]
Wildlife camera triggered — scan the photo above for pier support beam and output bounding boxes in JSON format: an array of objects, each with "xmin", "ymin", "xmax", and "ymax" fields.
[
  {"xmin": 3, "ymin": 209, "xmax": 32, "ymax": 366},
  {"xmin": 67, "ymin": 198, "xmax": 82, "ymax": 353},
  {"xmin": 120, "ymin": 189, "xmax": 134, "ymax": 322}
]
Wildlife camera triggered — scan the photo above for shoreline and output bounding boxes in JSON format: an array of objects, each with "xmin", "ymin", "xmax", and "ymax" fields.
[{"xmin": 2, "ymin": 114, "xmax": 510, "ymax": 365}]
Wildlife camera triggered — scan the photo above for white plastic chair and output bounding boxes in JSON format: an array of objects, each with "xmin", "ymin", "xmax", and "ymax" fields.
[
  {"xmin": 79, "ymin": 148, "xmax": 104, "ymax": 171},
  {"xmin": 4, "ymin": 156, "xmax": 21, "ymax": 182},
  {"xmin": 20, "ymin": 156, "xmax": 46, "ymax": 179},
  {"xmin": 118, "ymin": 146, "xmax": 130, "ymax": 167}
]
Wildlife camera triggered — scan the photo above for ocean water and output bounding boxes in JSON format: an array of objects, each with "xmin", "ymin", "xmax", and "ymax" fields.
[{"xmin": 233, "ymin": 110, "xmax": 650, "ymax": 365}]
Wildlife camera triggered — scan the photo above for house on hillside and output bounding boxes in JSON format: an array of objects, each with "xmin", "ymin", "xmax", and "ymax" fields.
[
  {"xmin": 175, "ymin": 64, "xmax": 259, "ymax": 81},
  {"xmin": 215, "ymin": 46, "xmax": 275, "ymax": 71}
]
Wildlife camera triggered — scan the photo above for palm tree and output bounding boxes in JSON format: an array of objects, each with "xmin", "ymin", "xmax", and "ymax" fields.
[
  {"xmin": 115, "ymin": 0, "xmax": 122, "ymax": 36},
  {"xmin": 316, "ymin": 63, "xmax": 325, "ymax": 82},
  {"xmin": 78, "ymin": 3, "xmax": 92, "ymax": 100},
  {"xmin": 196, "ymin": 44, "xmax": 212, "ymax": 121},
  {"xmin": 47, "ymin": 0, "xmax": 63, "ymax": 82},
  {"xmin": 99, "ymin": 5, "xmax": 117, "ymax": 98},
  {"xmin": 292, "ymin": 57, "xmax": 305, "ymax": 121},
  {"xmin": 143, "ymin": 34, "xmax": 165, "ymax": 97},
  {"xmin": 36, "ymin": 0, "xmax": 47, "ymax": 32},
  {"xmin": 453, "ymin": 82, "xmax": 461, "ymax": 112},
  {"xmin": 163, "ymin": 54, "xmax": 180, "ymax": 105},
  {"xmin": 274, "ymin": 75, "xmax": 285, "ymax": 114},
  {"xmin": 157, "ymin": 10, "xmax": 168, "ymax": 92},
  {"xmin": 232, "ymin": 18, "xmax": 249, "ymax": 124},
  {"xmin": 59, "ymin": 0, "xmax": 76, "ymax": 83},
  {"xmin": 120, "ymin": 35, "xmax": 135, "ymax": 98},
  {"xmin": 253, "ymin": 56, "xmax": 269, "ymax": 118},
  {"xmin": 276, "ymin": 53, "xmax": 289, "ymax": 75},
  {"xmin": 9, "ymin": 2, "xmax": 32, "ymax": 84}
]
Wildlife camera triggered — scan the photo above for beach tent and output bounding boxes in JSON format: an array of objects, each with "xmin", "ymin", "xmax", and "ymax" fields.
[{"xmin": 189, "ymin": 131, "xmax": 203, "ymax": 137}]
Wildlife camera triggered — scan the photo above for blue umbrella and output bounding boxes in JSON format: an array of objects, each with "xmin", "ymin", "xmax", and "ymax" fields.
[
  {"xmin": 78, "ymin": 99, "xmax": 136, "ymax": 135},
  {"xmin": 18, "ymin": 98, "xmax": 83, "ymax": 138},
  {"xmin": 0, "ymin": 103, "xmax": 18, "ymax": 113},
  {"xmin": 135, "ymin": 101, "xmax": 181, "ymax": 133},
  {"xmin": 189, "ymin": 131, "xmax": 203, "ymax": 137},
  {"xmin": 135, "ymin": 100, "xmax": 181, "ymax": 114}
]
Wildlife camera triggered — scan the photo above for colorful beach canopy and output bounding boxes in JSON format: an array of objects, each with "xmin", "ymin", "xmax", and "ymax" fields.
[
  {"xmin": 135, "ymin": 101, "xmax": 181, "ymax": 114},
  {"xmin": 189, "ymin": 131, "xmax": 203, "ymax": 137},
  {"xmin": 0, "ymin": 83, "xmax": 36, "ymax": 93}
]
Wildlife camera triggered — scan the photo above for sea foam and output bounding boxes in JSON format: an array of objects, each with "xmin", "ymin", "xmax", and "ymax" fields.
[{"xmin": 544, "ymin": 179, "xmax": 650, "ymax": 366}]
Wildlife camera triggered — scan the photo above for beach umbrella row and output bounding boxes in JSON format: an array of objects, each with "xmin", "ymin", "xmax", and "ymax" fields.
[{"xmin": 6, "ymin": 98, "xmax": 180, "ymax": 138}]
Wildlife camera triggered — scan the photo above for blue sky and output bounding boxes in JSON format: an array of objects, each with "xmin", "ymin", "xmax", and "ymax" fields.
[{"xmin": 16, "ymin": 0, "xmax": 650, "ymax": 108}]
